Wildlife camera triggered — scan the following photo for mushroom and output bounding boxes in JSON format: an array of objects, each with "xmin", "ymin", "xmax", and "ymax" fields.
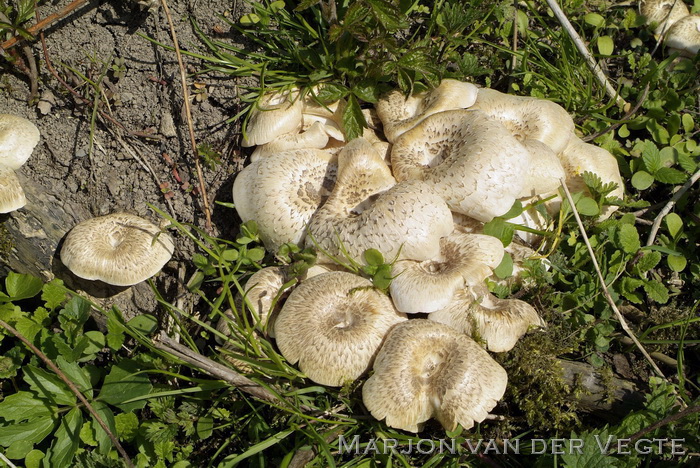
[
  {"xmin": 390, "ymin": 109, "xmax": 531, "ymax": 222},
  {"xmin": 0, "ymin": 166, "xmax": 27, "ymax": 213},
  {"xmin": 0, "ymin": 114, "xmax": 41, "ymax": 170},
  {"xmin": 362, "ymin": 319, "xmax": 508, "ymax": 432},
  {"xmin": 60, "ymin": 212, "xmax": 174, "ymax": 286},
  {"xmin": 376, "ymin": 79, "xmax": 479, "ymax": 143},
  {"xmin": 640, "ymin": 0, "xmax": 690, "ymax": 36},
  {"xmin": 232, "ymin": 148, "xmax": 337, "ymax": 253},
  {"xmin": 242, "ymin": 88, "xmax": 304, "ymax": 147},
  {"xmin": 250, "ymin": 121, "xmax": 330, "ymax": 161},
  {"xmin": 306, "ymin": 137, "xmax": 453, "ymax": 264},
  {"xmin": 389, "ymin": 233, "xmax": 503, "ymax": 314},
  {"xmin": 273, "ymin": 271, "xmax": 407, "ymax": 386},
  {"xmin": 429, "ymin": 285, "xmax": 545, "ymax": 353},
  {"xmin": 664, "ymin": 14, "xmax": 700, "ymax": 57},
  {"xmin": 518, "ymin": 139, "xmax": 566, "ymax": 198}
]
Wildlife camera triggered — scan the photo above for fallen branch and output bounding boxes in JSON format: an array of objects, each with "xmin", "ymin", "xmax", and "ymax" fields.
[
  {"xmin": 628, "ymin": 404, "xmax": 700, "ymax": 442},
  {"xmin": 645, "ymin": 167, "xmax": 700, "ymax": 246}
]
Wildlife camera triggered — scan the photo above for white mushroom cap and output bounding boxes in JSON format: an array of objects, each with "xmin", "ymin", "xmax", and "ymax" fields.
[
  {"xmin": 306, "ymin": 138, "xmax": 453, "ymax": 263},
  {"xmin": 664, "ymin": 14, "xmax": 700, "ymax": 57},
  {"xmin": 389, "ymin": 233, "xmax": 503, "ymax": 314},
  {"xmin": 429, "ymin": 285, "xmax": 545, "ymax": 353},
  {"xmin": 232, "ymin": 148, "xmax": 337, "ymax": 253},
  {"xmin": 60, "ymin": 213, "xmax": 174, "ymax": 286},
  {"xmin": 273, "ymin": 271, "xmax": 407, "ymax": 386},
  {"xmin": 0, "ymin": 165, "xmax": 27, "ymax": 213},
  {"xmin": 0, "ymin": 114, "xmax": 40, "ymax": 170},
  {"xmin": 250, "ymin": 121, "xmax": 330, "ymax": 161},
  {"xmin": 518, "ymin": 139, "xmax": 566, "ymax": 198},
  {"xmin": 237, "ymin": 266, "xmax": 290, "ymax": 330},
  {"xmin": 640, "ymin": 0, "xmax": 690, "ymax": 36},
  {"xmin": 362, "ymin": 319, "xmax": 508, "ymax": 432},
  {"xmin": 391, "ymin": 109, "xmax": 532, "ymax": 222},
  {"xmin": 470, "ymin": 88, "xmax": 574, "ymax": 154},
  {"xmin": 242, "ymin": 89, "xmax": 304, "ymax": 147},
  {"xmin": 376, "ymin": 79, "xmax": 479, "ymax": 143},
  {"xmin": 558, "ymin": 135, "xmax": 624, "ymax": 220}
]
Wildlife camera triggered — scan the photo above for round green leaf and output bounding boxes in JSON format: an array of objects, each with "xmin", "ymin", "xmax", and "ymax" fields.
[
  {"xmin": 584, "ymin": 13, "xmax": 605, "ymax": 27},
  {"xmin": 597, "ymin": 36, "xmax": 614, "ymax": 56},
  {"xmin": 667, "ymin": 254, "xmax": 687, "ymax": 272},
  {"xmin": 494, "ymin": 253, "xmax": 514, "ymax": 279},
  {"xmin": 25, "ymin": 449, "xmax": 45, "ymax": 468},
  {"xmin": 631, "ymin": 170, "xmax": 654, "ymax": 190},
  {"xmin": 127, "ymin": 314, "xmax": 158, "ymax": 336},
  {"xmin": 363, "ymin": 248, "xmax": 385, "ymax": 266},
  {"xmin": 664, "ymin": 212, "xmax": 683, "ymax": 239},
  {"xmin": 682, "ymin": 113, "xmax": 695, "ymax": 133},
  {"xmin": 575, "ymin": 196, "xmax": 600, "ymax": 216},
  {"xmin": 240, "ymin": 13, "xmax": 260, "ymax": 25}
]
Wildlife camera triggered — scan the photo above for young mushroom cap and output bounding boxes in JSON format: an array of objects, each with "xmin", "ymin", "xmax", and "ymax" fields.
[
  {"xmin": 0, "ymin": 165, "xmax": 27, "ymax": 213},
  {"xmin": 0, "ymin": 114, "xmax": 41, "ymax": 170},
  {"xmin": 242, "ymin": 89, "xmax": 304, "ymax": 147},
  {"xmin": 389, "ymin": 233, "xmax": 504, "ymax": 314},
  {"xmin": 60, "ymin": 213, "xmax": 174, "ymax": 286},
  {"xmin": 391, "ymin": 109, "xmax": 531, "ymax": 222},
  {"xmin": 250, "ymin": 121, "xmax": 330, "ymax": 161},
  {"xmin": 232, "ymin": 148, "xmax": 337, "ymax": 253},
  {"xmin": 640, "ymin": 0, "xmax": 690, "ymax": 36},
  {"xmin": 428, "ymin": 285, "xmax": 545, "ymax": 353},
  {"xmin": 663, "ymin": 14, "xmax": 700, "ymax": 57},
  {"xmin": 362, "ymin": 319, "xmax": 508, "ymax": 432},
  {"xmin": 273, "ymin": 271, "xmax": 407, "ymax": 387},
  {"xmin": 307, "ymin": 138, "xmax": 453, "ymax": 263},
  {"xmin": 376, "ymin": 79, "xmax": 479, "ymax": 143}
]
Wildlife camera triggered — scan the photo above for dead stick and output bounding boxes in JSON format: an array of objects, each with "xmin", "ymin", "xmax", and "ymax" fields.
[
  {"xmin": 628, "ymin": 405, "xmax": 700, "ymax": 442},
  {"xmin": 0, "ymin": 0, "xmax": 88, "ymax": 52},
  {"xmin": 645, "ymin": 167, "xmax": 700, "ymax": 246},
  {"xmin": 159, "ymin": 0, "xmax": 213, "ymax": 233},
  {"xmin": 0, "ymin": 318, "xmax": 135, "ymax": 468}
]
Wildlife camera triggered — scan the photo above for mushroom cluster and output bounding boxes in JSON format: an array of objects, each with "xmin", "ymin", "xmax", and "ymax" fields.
[
  {"xmin": 230, "ymin": 80, "xmax": 624, "ymax": 431},
  {"xmin": 0, "ymin": 114, "xmax": 40, "ymax": 214},
  {"xmin": 640, "ymin": 0, "xmax": 700, "ymax": 56}
]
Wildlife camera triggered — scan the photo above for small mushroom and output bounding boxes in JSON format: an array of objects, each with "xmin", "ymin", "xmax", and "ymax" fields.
[
  {"xmin": 362, "ymin": 319, "xmax": 508, "ymax": 432},
  {"xmin": 664, "ymin": 14, "xmax": 700, "ymax": 57},
  {"xmin": 273, "ymin": 271, "xmax": 407, "ymax": 386},
  {"xmin": 429, "ymin": 285, "xmax": 545, "ymax": 353},
  {"xmin": 389, "ymin": 233, "xmax": 504, "ymax": 314},
  {"xmin": 0, "ymin": 114, "xmax": 40, "ymax": 170},
  {"xmin": 60, "ymin": 213, "xmax": 174, "ymax": 286},
  {"xmin": 242, "ymin": 88, "xmax": 304, "ymax": 147},
  {"xmin": 250, "ymin": 121, "xmax": 330, "ymax": 161},
  {"xmin": 640, "ymin": 0, "xmax": 690, "ymax": 36},
  {"xmin": 0, "ymin": 165, "xmax": 27, "ymax": 213}
]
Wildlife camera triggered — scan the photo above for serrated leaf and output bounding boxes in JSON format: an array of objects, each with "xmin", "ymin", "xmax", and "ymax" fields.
[
  {"xmin": 41, "ymin": 280, "xmax": 67, "ymax": 311},
  {"xmin": 352, "ymin": 79, "xmax": 380, "ymax": 103},
  {"xmin": 0, "ymin": 392, "xmax": 54, "ymax": 422},
  {"xmin": 654, "ymin": 167, "xmax": 686, "ymax": 184},
  {"xmin": 636, "ymin": 251, "xmax": 661, "ymax": 273},
  {"xmin": 597, "ymin": 36, "xmax": 614, "ymax": 56},
  {"xmin": 23, "ymin": 365, "xmax": 76, "ymax": 407},
  {"xmin": 48, "ymin": 406, "xmax": 82, "ymax": 467},
  {"xmin": 115, "ymin": 412, "xmax": 139, "ymax": 443},
  {"xmin": 15, "ymin": 316, "xmax": 44, "ymax": 343},
  {"xmin": 316, "ymin": 82, "xmax": 349, "ymax": 103},
  {"xmin": 97, "ymin": 359, "xmax": 152, "ymax": 412},
  {"xmin": 0, "ymin": 416, "xmax": 55, "ymax": 448},
  {"xmin": 341, "ymin": 94, "xmax": 366, "ymax": 140},
  {"xmin": 631, "ymin": 170, "xmax": 654, "ymax": 190},
  {"xmin": 79, "ymin": 420, "xmax": 98, "ymax": 447},
  {"xmin": 641, "ymin": 142, "xmax": 661, "ymax": 173},
  {"xmin": 667, "ymin": 254, "xmax": 687, "ymax": 272},
  {"xmin": 644, "ymin": 280, "xmax": 669, "ymax": 304},
  {"xmin": 560, "ymin": 429, "xmax": 617, "ymax": 467},
  {"xmin": 617, "ymin": 224, "xmax": 640, "ymax": 254},
  {"xmin": 365, "ymin": 0, "xmax": 405, "ymax": 30},
  {"xmin": 4, "ymin": 272, "xmax": 43, "ymax": 301}
]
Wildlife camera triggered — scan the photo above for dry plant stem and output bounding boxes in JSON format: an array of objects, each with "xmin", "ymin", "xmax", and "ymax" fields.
[
  {"xmin": 159, "ymin": 0, "xmax": 213, "ymax": 233},
  {"xmin": 628, "ymin": 405, "xmax": 700, "ymax": 442},
  {"xmin": 645, "ymin": 167, "xmax": 700, "ymax": 246},
  {"xmin": 0, "ymin": 0, "xmax": 89, "ymax": 52},
  {"xmin": 0, "ymin": 452, "xmax": 17, "ymax": 468},
  {"xmin": 543, "ymin": 0, "xmax": 627, "ymax": 108},
  {"xmin": 0, "ymin": 318, "xmax": 135, "ymax": 468},
  {"xmin": 583, "ymin": 84, "xmax": 650, "ymax": 142},
  {"xmin": 558, "ymin": 180, "xmax": 681, "ymax": 402}
]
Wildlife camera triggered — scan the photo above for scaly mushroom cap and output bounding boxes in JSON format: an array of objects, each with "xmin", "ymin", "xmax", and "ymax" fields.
[
  {"xmin": 0, "ymin": 114, "xmax": 40, "ymax": 170},
  {"xmin": 640, "ymin": 0, "xmax": 690, "ymax": 36},
  {"xmin": 389, "ymin": 233, "xmax": 503, "ymax": 313},
  {"xmin": 232, "ymin": 149, "xmax": 337, "ymax": 253},
  {"xmin": 664, "ymin": 14, "xmax": 700, "ymax": 56},
  {"xmin": 391, "ymin": 109, "xmax": 532, "ymax": 222},
  {"xmin": 274, "ymin": 271, "xmax": 407, "ymax": 386},
  {"xmin": 60, "ymin": 213, "xmax": 174, "ymax": 286},
  {"xmin": 376, "ymin": 79, "xmax": 479, "ymax": 143},
  {"xmin": 470, "ymin": 88, "xmax": 574, "ymax": 154},
  {"xmin": 242, "ymin": 89, "xmax": 303, "ymax": 147},
  {"xmin": 429, "ymin": 286, "xmax": 545, "ymax": 353},
  {"xmin": 250, "ymin": 121, "xmax": 330, "ymax": 161},
  {"xmin": 0, "ymin": 165, "xmax": 27, "ymax": 213},
  {"xmin": 362, "ymin": 319, "xmax": 508, "ymax": 432},
  {"xmin": 558, "ymin": 136, "xmax": 624, "ymax": 220},
  {"xmin": 307, "ymin": 138, "xmax": 453, "ymax": 263}
]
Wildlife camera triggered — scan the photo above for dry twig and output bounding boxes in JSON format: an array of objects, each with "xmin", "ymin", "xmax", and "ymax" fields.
[{"xmin": 645, "ymin": 167, "xmax": 700, "ymax": 246}]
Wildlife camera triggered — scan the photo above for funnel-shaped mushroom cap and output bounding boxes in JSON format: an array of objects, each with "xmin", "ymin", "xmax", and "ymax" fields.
[
  {"xmin": 558, "ymin": 136, "xmax": 624, "ymax": 220},
  {"xmin": 471, "ymin": 88, "xmax": 574, "ymax": 154},
  {"xmin": 376, "ymin": 79, "xmax": 479, "ymax": 143},
  {"xmin": 390, "ymin": 233, "xmax": 503, "ymax": 314},
  {"xmin": 242, "ymin": 89, "xmax": 303, "ymax": 147},
  {"xmin": 251, "ymin": 121, "xmax": 330, "ymax": 161},
  {"xmin": 60, "ymin": 213, "xmax": 174, "ymax": 286},
  {"xmin": 0, "ymin": 114, "xmax": 40, "ymax": 170},
  {"xmin": 362, "ymin": 319, "xmax": 507, "ymax": 432},
  {"xmin": 429, "ymin": 285, "xmax": 545, "ymax": 352},
  {"xmin": 519, "ymin": 139, "xmax": 566, "ymax": 198},
  {"xmin": 274, "ymin": 271, "xmax": 407, "ymax": 386},
  {"xmin": 307, "ymin": 138, "xmax": 453, "ymax": 263},
  {"xmin": 233, "ymin": 149, "xmax": 337, "ymax": 253},
  {"xmin": 664, "ymin": 14, "xmax": 700, "ymax": 56},
  {"xmin": 0, "ymin": 165, "xmax": 27, "ymax": 213},
  {"xmin": 640, "ymin": 0, "xmax": 690, "ymax": 36},
  {"xmin": 391, "ymin": 109, "xmax": 531, "ymax": 222}
]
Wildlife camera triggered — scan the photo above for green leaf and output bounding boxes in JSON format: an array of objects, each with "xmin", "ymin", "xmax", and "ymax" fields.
[
  {"xmin": 352, "ymin": 80, "xmax": 381, "ymax": 104},
  {"xmin": 631, "ymin": 170, "xmax": 654, "ymax": 190},
  {"xmin": 365, "ymin": 0, "xmax": 405, "ymax": 30},
  {"xmin": 681, "ymin": 113, "xmax": 694, "ymax": 133},
  {"xmin": 4, "ymin": 272, "xmax": 43, "ymax": 301},
  {"xmin": 372, "ymin": 264, "xmax": 393, "ymax": 291},
  {"xmin": 664, "ymin": 213, "xmax": 683, "ymax": 239},
  {"xmin": 115, "ymin": 412, "xmax": 139, "ymax": 442},
  {"xmin": 644, "ymin": 280, "xmax": 669, "ymax": 304},
  {"xmin": 97, "ymin": 359, "xmax": 152, "ymax": 412},
  {"xmin": 24, "ymin": 449, "xmax": 45, "ymax": 468},
  {"xmin": 494, "ymin": 253, "xmax": 514, "ymax": 279},
  {"xmin": 196, "ymin": 416, "xmax": 214, "ymax": 440},
  {"xmin": 56, "ymin": 356, "xmax": 93, "ymax": 397},
  {"xmin": 15, "ymin": 315, "xmax": 44, "ymax": 343},
  {"xmin": 575, "ymin": 197, "xmax": 599, "ymax": 216},
  {"xmin": 560, "ymin": 429, "xmax": 617, "ymax": 467},
  {"xmin": 48, "ymin": 406, "xmax": 82, "ymax": 468},
  {"xmin": 363, "ymin": 249, "xmax": 385, "ymax": 266},
  {"xmin": 617, "ymin": 224, "xmax": 640, "ymax": 254},
  {"xmin": 584, "ymin": 13, "xmax": 605, "ymax": 27},
  {"xmin": 79, "ymin": 420, "xmax": 98, "ymax": 447},
  {"xmin": 500, "ymin": 200, "xmax": 524, "ymax": 219},
  {"xmin": 654, "ymin": 167, "xmax": 686, "ymax": 184},
  {"xmin": 91, "ymin": 401, "xmax": 117, "ymax": 454},
  {"xmin": 6, "ymin": 439, "xmax": 34, "ymax": 460},
  {"xmin": 341, "ymin": 95, "xmax": 366, "ymax": 140},
  {"xmin": 315, "ymin": 84, "xmax": 349, "ymax": 105},
  {"xmin": 483, "ymin": 218, "xmax": 514, "ymax": 247},
  {"xmin": 0, "ymin": 416, "xmax": 55, "ymax": 448},
  {"xmin": 23, "ymin": 365, "xmax": 76, "ymax": 407},
  {"xmin": 0, "ymin": 392, "xmax": 54, "ymax": 422},
  {"xmin": 667, "ymin": 254, "xmax": 687, "ymax": 272},
  {"xmin": 597, "ymin": 36, "xmax": 614, "ymax": 56},
  {"xmin": 127, "ymin": 314, "xmax": 159, "ymax": 336},
  {"xmin": 641, "ymin": 142, "xmax": 661, "ymax": 173},
  {"xmin": 635, "ymin": 251, "xmax": 661, "ymax": 273},
  {"xmin": 41, "ymin": 279, "xmax": 67, "ymax": 311}
]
